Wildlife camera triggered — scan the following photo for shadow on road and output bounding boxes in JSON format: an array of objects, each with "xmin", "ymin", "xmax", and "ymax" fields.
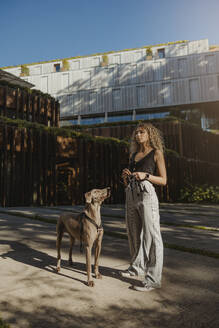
[
  {"xmin": 1, "ymin": 213, "xmax": 219, "ymax": 328},
  {"xmin": 0, "ymin": 239, "xmax": 142, "ymax": 290}
]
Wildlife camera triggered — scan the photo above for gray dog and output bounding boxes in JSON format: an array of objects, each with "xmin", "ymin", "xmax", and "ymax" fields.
[{"xmin": 56, "ymin": 187, "xmax": 111, "ymax": 286}]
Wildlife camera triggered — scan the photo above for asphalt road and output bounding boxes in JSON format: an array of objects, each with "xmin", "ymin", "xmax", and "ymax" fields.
[{"xmin": 0, "ymin": 207, "xmax": 219, "ymax": 328}]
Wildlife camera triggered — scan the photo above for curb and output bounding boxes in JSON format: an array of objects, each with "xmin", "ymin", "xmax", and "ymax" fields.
[
  {"xmin": 1, "ymin": 210, "xmax": 219, "ymax": 260},
  {"xmin": 43, "ymin": 207, "xmax": 219, "ymax": 232}
]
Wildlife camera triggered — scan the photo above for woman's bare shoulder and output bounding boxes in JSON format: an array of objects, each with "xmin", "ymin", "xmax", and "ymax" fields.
[{"xmin": 154, "ymin": 149, "xmax": 164, "ymax": 160}]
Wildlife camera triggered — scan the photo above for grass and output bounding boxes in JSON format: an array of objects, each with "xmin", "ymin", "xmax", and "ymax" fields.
[{"xmin": 0, "ymin": 317, "xmax": 10, "ymax": 328}]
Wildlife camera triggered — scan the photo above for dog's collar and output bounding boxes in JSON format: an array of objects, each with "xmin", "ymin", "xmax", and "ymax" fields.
[
  {"xmin": 81, "ymin": 212, "xmax": 103, "ymax": 232},
  {"xmin": 78, "ymin": 212, "xmax": 103, "ymax": 253}
]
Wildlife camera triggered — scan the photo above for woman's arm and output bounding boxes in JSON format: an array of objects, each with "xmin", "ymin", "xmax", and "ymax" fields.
[
  {"xmin": 132, "ymin": 150, "xmax": 167, "ymax": 186},
  {"xmin": 121, "ymin": 168, "xmax": 132, "ymax": 186}
]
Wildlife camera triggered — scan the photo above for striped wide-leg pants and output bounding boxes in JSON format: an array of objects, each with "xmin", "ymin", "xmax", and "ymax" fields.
[{"xmin": 125, "ymin": 179, "xmax": 163, "ymax": 287}]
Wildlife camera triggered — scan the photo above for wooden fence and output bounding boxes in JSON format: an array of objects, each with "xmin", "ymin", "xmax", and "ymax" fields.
[
  {"xmin": 0, "ymin": 84, "xmax": 60, "ymax": 127},
  {"xmin": 77, "ymin": 120, "xmax": 219, "ymax": 163},
  {"xmin": 0, "ymin": 123, "xmax": 219, "ymax": 207},
  {"xmin": 0, "ymin": 125, "xmax": 57, "ymax": 207}
]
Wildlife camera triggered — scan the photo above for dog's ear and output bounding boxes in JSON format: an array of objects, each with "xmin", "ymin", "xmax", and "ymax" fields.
[{"xmin": 85, "ymin": 191, "xmax": 92, "ymax": 203}]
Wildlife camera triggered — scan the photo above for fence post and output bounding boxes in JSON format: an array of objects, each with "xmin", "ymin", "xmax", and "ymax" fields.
[
  {"xmin": 1, "ymin": 126, "xmax": 8, "ymax": 206},
  {"xmin": 3, "ymin": 85, "xmax": 8, "ymax": 117},
  {"xmin": 178, "ymin": 121, "xmax": 183, "ymax": 157}
]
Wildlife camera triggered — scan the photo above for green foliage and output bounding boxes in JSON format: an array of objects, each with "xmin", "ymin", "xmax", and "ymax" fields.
[
  {"xmin": 1, "ymin": 40, "xmax": 188, "ymax": 69},
  {"xmin": 101, "ymin": 55, "xmax": 109, "ymax": 66},
  {"xmin": 0, "ymin": 81, "xmax": 55, "ymax": 101},
  {"xmin": 0, "ymin": 317, "xmax": 10, "ymax": 328},
  {"xmin": 165, "ymin": 149, "xmax": 180, "ymax": 158},
  {"xmin": 209, "ymin": 45, "xmax": 219, "ymax": 49},
  {"xmin": 179, "ymin": 183, "xmax": 219, "ymax": 204},
  {"xmin": 0, "ymin": 116, "xmax": 128, "ymax": 147},
  {"xmin": 20, "ymin": 65, "xmax": 29, "ymax": 76},
  {"xmin": 62, "ymin": 59, "xmax": 70, "ymax": 71},
  {"xmin": 146, "ymin": 47, "xmax": 153, "ymax": 56}
]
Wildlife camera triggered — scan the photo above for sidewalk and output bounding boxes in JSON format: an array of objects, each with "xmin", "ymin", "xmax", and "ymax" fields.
[
  {"xmin": 0, "ymin": 203, "xmax": 218, "ymax": 255},
  {"xmin": 0, "ymin": 205, "xmax": 219, "ymax": 328}
]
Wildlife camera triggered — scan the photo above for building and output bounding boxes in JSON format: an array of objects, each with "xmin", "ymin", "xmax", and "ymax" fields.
[
  {"xmin": 2, "ymin": 39, "xmax": 219, "ymax": 129},
  {"xmin": 0, "ymin": 69, "xmax": 34, "ymax": 88},
  {"xmin": 0, "ymin": 69, "xmax": 59, "ymax": 126}
]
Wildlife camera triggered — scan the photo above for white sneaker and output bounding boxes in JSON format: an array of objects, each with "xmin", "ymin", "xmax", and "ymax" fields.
[
  {"xmin": 133, "ymin": 285, "xmax": 155, "ymax": 292},
  {"xmin": 119, "ymin": 270, "xmax": 136, "ymax": 278},
  {"xmin": 133, "ymin": 282, "xmax": 161, "ymax": 292}
]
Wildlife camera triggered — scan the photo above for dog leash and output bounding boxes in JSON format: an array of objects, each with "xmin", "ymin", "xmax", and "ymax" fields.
[
  {"xmin": 78, "ymin": 212, "xmax": 103, "ymax": 253},
  {"xmin": 128, "ymin": 175, "xmax": 148, "ymax": 200}
]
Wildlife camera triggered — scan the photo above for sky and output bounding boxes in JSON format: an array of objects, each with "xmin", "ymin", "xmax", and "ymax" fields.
[{"xmin": 1, "ymin": 0, "xmax": 219, "ymax": 68}]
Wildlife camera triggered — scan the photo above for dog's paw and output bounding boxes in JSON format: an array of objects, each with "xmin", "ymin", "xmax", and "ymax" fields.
[
  {"xmin": 95, "ymin": 273, "xmax": 102, "ymax": 279},
  {"xmin": 56, "ymin": 266, "xmax": 61, "ymax": 273},
  {"xmin": 87, "ymin": 280, "xmax": 94, "ymax": 287}
]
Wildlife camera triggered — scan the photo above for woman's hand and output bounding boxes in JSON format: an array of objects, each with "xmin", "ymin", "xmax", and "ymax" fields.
[
  {"xmin": 121, "ymin": 168, "xmax": 132, "ymax": 186},
  {"xmin": 132, "ymin": 172, "xmax": 147, "ymax": 181},
  {"xmin": 122, "ymin": 168, "xmax": 131, "ymax": 179}
]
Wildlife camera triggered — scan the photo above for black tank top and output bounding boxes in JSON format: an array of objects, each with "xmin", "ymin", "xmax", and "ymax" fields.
[{"xmin": 129, "ymin": 149, "xmax": 156, "ymax": 175}]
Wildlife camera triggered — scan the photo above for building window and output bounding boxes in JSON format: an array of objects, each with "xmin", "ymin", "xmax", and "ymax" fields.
[
  {"xmin": 90, "ymin": 91, "xmax": 97, "ymax": 113},
  {"xmin": 54, "ymin": 64, "xmax": 61, "ymax": 72},
  {"xmin": 137, "ymin": 86, "xmax": 146, "ymax": 107},
  {"xmin": 81, "ymin": 117, "xmax": 105, "ymax": 125},
  {"xmin": 136, "ymin": 112, "xmax": 169, "ymax": 120},
  {"xmin": 108, "ymin": 114, "xmax": 132, "ymax": 123},
  {"xmin": 178, "ymin": 58, "xmax": 187, "ymax": 78},
  {"xmin": 205, "ymin": 54, "xmax": 216, "ymax": 74},
  {"xmin": 162, "ymin": 83, "xmax": 172, "ymax": 104},
  {"xmin": 108, "ymin": 67, "xmax": 115, "ymax": 86},
  {"xmin": 112, "ymin": 89, "xmax": 121, "ymax": 111},
  {"xmin": 158, "ymin": 48, "xmax": 165, "ymax": 59},
  {"xmin": 130, "ymin": 65, "xmax": 137, "ymax": 83},
  {"xmin": 189, "ymin": 79, "xmax": 199, "ymax": 102},
  {"xmin": 83, "ymin": 71, "xmax": 91, "ymax": 89}
]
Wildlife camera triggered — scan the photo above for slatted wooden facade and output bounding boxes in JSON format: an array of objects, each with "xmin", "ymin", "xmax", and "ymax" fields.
[
  {"xmin": 0, "ymin": 121, "xmax": 218, "ymax": 207},
  {"xmin": 0, "ymin": 125, "xmax": 57, "ymax": 207},
  {"xmin": 0, "ymin": 84, "xmax": 60, "ymax": 126},
  {"xmin": 50, "ymin": 50, "xmax": 219, "ymax": 118},
  {"xmin": 3, "ymin": 39, "xmax": 219, "ymax": 124},
  {"xmin": 76, "ymin": 120, "xmax": 219, "ymax": 163}
]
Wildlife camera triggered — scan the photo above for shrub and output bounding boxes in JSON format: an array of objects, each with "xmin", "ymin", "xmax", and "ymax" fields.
[
  {"xmin": 0, "ymin": 317, "xmax": 10, "ymax": 328},
  {"xmin": 101, "ymin": 55, "xmax": 109, "ymax": 66},
  {"xmin": 179, "ymin": 183, "xmax": 219, "ymax": 204},
  {"xmin": 62, "ymin": 59, "xmax": 70, "ymax": 71},
  {"xmin": 146, "ymin": 47, "xmax": 153, "ymax": 56},
  {"xmin": 20, "ymin": 65, "xmax": 29, "ymax": 76}
]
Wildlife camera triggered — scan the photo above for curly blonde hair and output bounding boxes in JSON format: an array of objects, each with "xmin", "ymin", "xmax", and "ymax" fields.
[{"xmin": 130, "ymin": 122, "xmax": 164, "ymax": 156}]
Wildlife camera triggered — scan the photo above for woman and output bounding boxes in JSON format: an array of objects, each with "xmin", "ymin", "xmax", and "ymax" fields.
[{"xmin": 121, "ymin": 123, "xmax": 167, "ymax": 292}]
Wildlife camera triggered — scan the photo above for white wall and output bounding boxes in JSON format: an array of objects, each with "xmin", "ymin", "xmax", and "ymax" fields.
[{"xmin": 4, "ymin": 38, "xmax": 218, "ymax": 118}]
